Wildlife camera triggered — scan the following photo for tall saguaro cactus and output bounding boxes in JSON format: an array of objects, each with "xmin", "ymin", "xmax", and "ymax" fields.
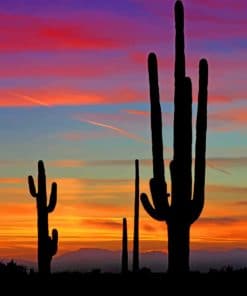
[
  {"xmin": 121, "ymin": 217, "xmax": 128, "ymax": 274},
  {"xmin": 141, "ymin": 0, "xmax": 208, "ymax": 272},
  {"xmin": 133, "ymin": 159, "xmax": 139, "ymax": 272},
  {"xmin": 28, "ymin": 160, "xmax": 58, "ymax": 274}
]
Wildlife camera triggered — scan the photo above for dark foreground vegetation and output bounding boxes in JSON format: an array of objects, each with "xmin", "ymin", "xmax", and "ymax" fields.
[{"xmin": 0, "ymin": 261, "xmax": 246, "ymax": 294}]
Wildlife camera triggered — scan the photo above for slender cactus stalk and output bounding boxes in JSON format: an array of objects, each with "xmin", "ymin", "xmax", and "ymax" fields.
[
  {"xmin": 133, "ymin": 159, "xmax": 139, "ymax": 272},
  {"xmin": 121, "ymin": 217, "xmax": 128, "ymax": 274}
]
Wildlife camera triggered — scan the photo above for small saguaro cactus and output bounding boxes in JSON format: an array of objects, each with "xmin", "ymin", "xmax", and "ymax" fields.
[
  {"xmin": 121, "ymin": 217, "xmax": 128, "ymax": 274},
  {"xmin": 140, "ymin": 0, "xmax": 208, "ymax": 273},
  {"xmin": 28, "ymin": 160, "xmax": 58, "ymax": 275},
  {"xmin": 133, "ymin": 159, "xmax": 139, "ymax": 273}
]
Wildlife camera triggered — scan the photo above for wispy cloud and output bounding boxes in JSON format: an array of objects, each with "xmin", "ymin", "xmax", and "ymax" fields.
[
  {"xmin": 0, "ymin": 87, "xmax": 146, "ymax": 107},
  {"xmin": 46, "ymin": 157, "xmax": 247, "ymax": 177},
  {"xmin": 76, "ymin": 118, "xmax": 149, "ymax": 144},
  {"xmin": 142, "ymin": 223, "xmax": 157, "ymax": 232},
  {"xmin": 199, "ymin": 217, "xmax": 240, "ymax": 226},
  {"xmin": 125, "ymin": 109, "xmax": 149, "ymax": 116},
  {"xmin": 209, "ymin": 108, "xmax": 247, "ymax": 131},
  {"xmin": 82, "ymin": 219, "xmax": 122, "ymax": 229},
  {"xmin": 206, "ymin": 184, "xmax": 247, "ymax": 194}
]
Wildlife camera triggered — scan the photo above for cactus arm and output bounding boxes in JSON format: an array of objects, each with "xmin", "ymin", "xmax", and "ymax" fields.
[
  {"xmin": 140, "ymin": 193, "xmax": 166, "ymax": 221},
  {"xmin": 49, "ymin": 229, "xmax": 58, "ymax": 256},
  {"xmin": 141, "ymin": 178, "xmax": 170, "ymax": 221},
  {"xmin": 175, "ymin": 0, "xmax": 185, "ymax": 77},
  {"xmin": 141, "ymin": 53, "xmax": 170, "ymax": 221},
  {"xmin": 47, "ymin": 183, "xmax": 57, "ymax": 213},
  {"xmin": 148, "ymin": 53, "xmax": 166, "ymax": 182},
  {"xmin": 190, "ymin": 59, "xmax": 208, "ymax": 223},
  {"xmin": 184, "ymin": 76, "xmax": 193, "ymax": 200},
  {"xmin": 28, "ymin": 176, "xmax": 37, "ymax": 197}
]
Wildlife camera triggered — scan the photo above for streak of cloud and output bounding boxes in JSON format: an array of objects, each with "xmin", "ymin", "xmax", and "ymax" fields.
[
  {"xmin": 206, "ymin": 161, "xmax": 231, "ymax": 175},
  {"xmin": 9, "ymin": 91, "xmax": 51, "ymax": 107},
  {"xmin": 78, "ymin": 119, "xmax": 149, "ymax": 144}
]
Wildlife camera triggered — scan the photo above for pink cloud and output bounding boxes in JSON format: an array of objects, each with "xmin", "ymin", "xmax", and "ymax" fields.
[
  {"xmin": 0, "ymin": 57, "xmax": 132, "ymax": 79},
  {"xmin": 0, "ymin": 13, "xmax": 118, "ymax": 52},
  {"xmin": 0, "ymin": 11, "xmax": 163, "ymax": 53}
]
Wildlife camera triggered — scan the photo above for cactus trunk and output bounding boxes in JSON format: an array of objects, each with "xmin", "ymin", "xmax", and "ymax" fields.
[
  {"xmin": 168, "ymin": 222, "xmax": 190, "ymax": 272},
  {"xmin": 38, "ymin": 205, "xmax": 49, "ymax": 273},
  {"xmin": 28, "ymin": 160, "xmax": 58, "ymax": 275},
  {"xmin": 133, "ymin": 159, "xmax": 139, "ymax": 272},
  {"xmin": 141, "ymin": 0, "xmax": 208, "ymax": 273}
]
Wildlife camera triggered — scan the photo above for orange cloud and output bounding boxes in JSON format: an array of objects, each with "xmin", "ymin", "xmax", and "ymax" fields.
[
  {"xmin": 125, "ymin": 109, "xmax": 149, "ymax": 116},
  {"xmin": 206, "ymin": 157, "xmax": 247, "ymax": 175},
  {"xmin": 56, "ymin": 131, "xmax": 113, "ymax": 141},
  {"xmin": 9, "ymin": 92, "xmax": 51, "ymax": 107},
  {"xmin": 0, "ymin": 87, "xmax": 146, "ymax": 107},
  {"xmin": 198, "ymin": 217, "xmax": 239, "ymax": 226},
  {"xmin": 3, "ymin": 89, "xmax": 107, "ymax": 107},
  {"xmin": 82, "ymin": 219, "xmax": 122, "ymax": 230},
  {"xmin": 206, "ymin": 184, "xmax": 247, "ymax": 194},
  {"xmin": 209, "ymin": 107, "xmax": 247, "ymax": 131}
]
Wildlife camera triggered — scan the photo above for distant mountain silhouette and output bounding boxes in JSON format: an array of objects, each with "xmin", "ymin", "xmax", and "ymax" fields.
[
  {"xmin": 7, "ymin": 248, "xmax": 247, "ymax": 273},
  {"xmin": 52, "ymin": 248, "xmax": 247, "ymax": 273}
]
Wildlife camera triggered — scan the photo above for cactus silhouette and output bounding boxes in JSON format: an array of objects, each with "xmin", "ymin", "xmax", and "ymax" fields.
[
  {"xmin": 121, "ymin": 217, "xmax": 128, "ymax": 274},
  {"xmin": 141, "ymin": 0, "xmax": 208, "ymax": 273},
  {"xmin": 28, "ymin": 160, "xmax": 58, "ymax": 274},
  {"xmin": 133, "ymin": 159, "xmax": 139, "ymax": 272}
]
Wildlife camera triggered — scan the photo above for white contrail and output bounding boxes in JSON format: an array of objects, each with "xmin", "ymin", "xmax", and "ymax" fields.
[
  {"xmin": 81, "ymin": 119, "xmax": 149, "ymax": 144},
  {"xmin": 9, "ymin": 91, "xmax": 50, "ymax": 107}
]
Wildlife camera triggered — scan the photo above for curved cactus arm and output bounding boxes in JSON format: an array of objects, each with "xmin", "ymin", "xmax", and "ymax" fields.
[
  {"xmin": 47, "ymin": 182, "xmax": 57, "ymax": 213},
  {"xmin": 28, "ymin": 176, "xmax": 37, "ymax": 197},
  {"xmin": 49, "ymin": 228, "xmax": 58, "ymax": 256},
  {"xmin": 141, "ymin": 193, "xmax": 166, "ymax": 221},
  {"xmin": 190, "ymin": 59, "xmax": 208, "ymax": 224},
  {"xmin": 141, "ymin": 177, "xmax": 170, "ymax": 221},
  {"xmin": 149, "ymin": 178, "xmax": 170, "ymax": 211}
]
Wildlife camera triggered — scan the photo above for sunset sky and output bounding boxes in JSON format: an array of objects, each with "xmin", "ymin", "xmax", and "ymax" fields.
[{"xmin": 0, "ymin": 0, "xmax": 246, "ymax": 262}]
